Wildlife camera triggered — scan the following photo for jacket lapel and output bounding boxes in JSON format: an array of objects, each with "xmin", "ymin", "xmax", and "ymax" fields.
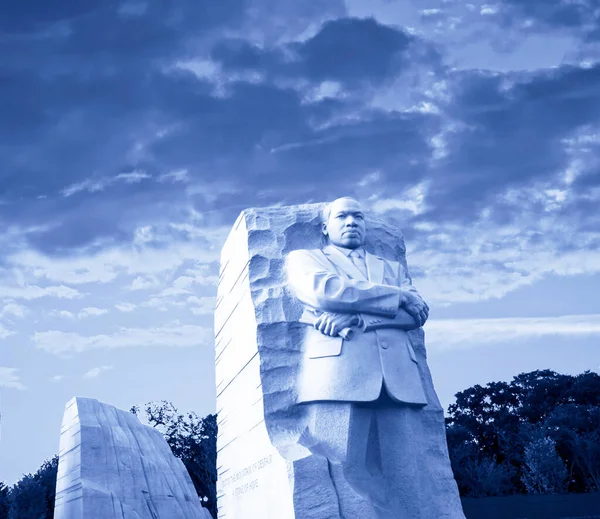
[
  {"xmin": 322, "ymin": 245, "xmax": 368, "ymax": 281},
  {"xmin": 366, "ymin": 252, "xmax": 384, "ymax": 284}
]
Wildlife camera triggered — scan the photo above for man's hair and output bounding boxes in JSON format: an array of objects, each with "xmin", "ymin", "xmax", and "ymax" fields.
[{"xmin": 321, "ymin": 196, "xmax": 361, "ymax": 224}]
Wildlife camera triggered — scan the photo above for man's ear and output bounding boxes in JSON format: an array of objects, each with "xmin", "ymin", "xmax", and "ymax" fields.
[{"xmin": 322, "ymin": 222, "xmax": 328, "ymax": 236}]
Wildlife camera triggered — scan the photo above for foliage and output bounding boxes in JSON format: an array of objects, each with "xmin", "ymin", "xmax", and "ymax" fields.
[
  {"xmin": 446, "ymin": 369, "xmax": 600, "ymax": 497},
  {"xmin": 2, "ymin": 455, "xmax": 58, "ymax": 519},
  {"xmin": 2, "ymin": 370, "xmax": 596, "ymax": 514},
  {"xmin": 132, "ymin": 401, "xmax": 218, "ymax": 519},
  {"xmin": 0, "ymin": 483, "xmax": 9, "ymax": 519},
  {"xmin": 521, "ymin": 435, "xmax": 569, "ymax": 494},
  {"xmin": 8, "ymin": 475, "xmax": 47, "ymax": 519}
]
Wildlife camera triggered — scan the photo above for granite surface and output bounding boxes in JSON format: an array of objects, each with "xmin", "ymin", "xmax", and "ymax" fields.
[
  {"xmin": 215, "ymin": 202, "xmax": 465, "ymax": 518},
  {"xmin": 54, "ymin": 397, "xmax": 212, "ymax": 519}
]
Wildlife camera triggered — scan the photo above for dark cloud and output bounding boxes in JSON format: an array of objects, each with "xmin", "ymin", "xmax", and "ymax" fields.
[
  {"xmin": 2, "ymin": 0, "xmax": 599, "ymax": 255},
  {"xmin": 0, "ymin": 1, "xmax": 115, "ymax": 33},
  {"xmin": 0, "ymin": 0, "xmax": 242, "ymax": 197},
  {"xmin": 295, "ymin": 17, "xmax": 414, "ymax": 83},
  {"xmin": 419, "ymin": 63, "xmax": 600, "ymax": 222},
  {"xmin": 210, "ymin": 39, "xmax": 277, "ymax": 71},
  {"xmin": 210, "ymin": 17, "xmax": 439, "ymax": 86},
  {"xmin": 1, "ymin": 7, "xmax": 443, "ymax": 253}
]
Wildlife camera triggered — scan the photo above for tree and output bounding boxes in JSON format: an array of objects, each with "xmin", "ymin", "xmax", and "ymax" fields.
[
  {"xmin": 520, "ymin": 435, "xmax": 569, "ymax": 494},
  {"xmin": 446, "ymin": 369, "xmax": 600, "ymax": 496},
  {"xmin": 446, "ymin": 379, "xmax": 523, "ymax": 494},
  {"xmin": 33, "ymin": 456, "xmax": 59, "ymax": 519},
  {"xmin": 8, "ymin": 475, "xmax": 46, "ymax": 519},
  {"xmin": 6, "ymin": 455, "xmax": 58, "ymax": 519},
  {"xmin": 134, "ymin": 401, "xmax": 218, "ymax": 519},
  {"xmin": 569, "ymin": 429, "xmax": 600, "ymax": 491},
  {"xmin": 446, "ymin": 379, "xmax": 521, "ymax": 462},
  {"xmin": 0, "ymin": 483, "xmax": 9, "ymax": 519}
]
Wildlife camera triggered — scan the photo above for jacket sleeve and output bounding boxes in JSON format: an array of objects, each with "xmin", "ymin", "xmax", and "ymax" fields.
[
  {"xmin": 359, "ymin": 309, "xmax": 419, "ymax": 332},
  {"xmin": 398, "ymin": 261, "xmax": 427, "ymax": 306},
  {"xmin": 356, "ymin": 260, "xmax": 424, "ymax": 330},
  {"xmin": 285, "ymin": 249, "xmax": 401, "ymax": 317}
]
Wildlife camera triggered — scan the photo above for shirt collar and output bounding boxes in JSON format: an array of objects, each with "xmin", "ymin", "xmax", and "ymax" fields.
[{"xmin": 331, "ymin": 244, "xmax": 365, "ymax": 259}]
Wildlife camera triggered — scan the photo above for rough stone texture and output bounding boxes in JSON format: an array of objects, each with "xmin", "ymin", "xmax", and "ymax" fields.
[
  {"xmin": 215, "ymin": 202, "xmax": 465, "ymax": 518},
  {"xmin": 215, "ymin": 212, "xmax": 297, "ymax": 519},
  {"xmin": 54, "ymin": 397, "xmax": 211, "ymax": 519}
]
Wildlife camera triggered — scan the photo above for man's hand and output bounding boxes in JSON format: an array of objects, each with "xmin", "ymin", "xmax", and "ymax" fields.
[
  {"xmin": 314, "ymin": 312, "xmax": 359, "ymax": 337},
  {"xmin": 400, "ymin": 291, "xmax": 429, "ymax": 327}
]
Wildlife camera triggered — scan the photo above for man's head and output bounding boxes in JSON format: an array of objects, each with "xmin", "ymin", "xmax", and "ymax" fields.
[{"xmin": 322, "ymin": 197, "xmax": 366, "ymax": 249}]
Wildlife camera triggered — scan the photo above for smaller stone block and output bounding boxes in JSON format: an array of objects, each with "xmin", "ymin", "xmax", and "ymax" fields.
[{"xmin": 54, "ymin": 397, "xmax": 212, "ymax": 519}]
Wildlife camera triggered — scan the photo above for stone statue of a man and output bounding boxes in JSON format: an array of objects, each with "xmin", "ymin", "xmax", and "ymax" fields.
[{"xmin": 285, "ymin": 196, "xmax": 465, "ymax": 518}]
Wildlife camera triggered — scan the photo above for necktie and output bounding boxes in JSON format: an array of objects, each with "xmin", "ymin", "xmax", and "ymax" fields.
[{"xmin": 349, "ymin": 250, "xmax": 368, "ymax": 279}]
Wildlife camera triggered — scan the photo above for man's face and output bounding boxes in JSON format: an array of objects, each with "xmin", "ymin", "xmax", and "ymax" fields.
[{"xmin": 323, "ymin": 198, "xmax": 366, "ymax": 249}]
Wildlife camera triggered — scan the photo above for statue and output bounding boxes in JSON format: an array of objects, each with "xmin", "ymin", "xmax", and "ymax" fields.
[
  {"xmin": 214, "ymin": 198, "xmax": 465, "ymax": 519},
  {"xmin": 284, "ymin": 197, "xmax": 465, "ymax": 518}
]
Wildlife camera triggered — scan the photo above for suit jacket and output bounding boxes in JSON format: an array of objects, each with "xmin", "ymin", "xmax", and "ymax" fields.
[{"xmin": 285, "ymin": 244, "xmax": 428, "ymax": 405}]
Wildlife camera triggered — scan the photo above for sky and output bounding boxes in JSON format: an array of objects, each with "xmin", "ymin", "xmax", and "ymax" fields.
[{"xmin": 1, "ymin": 0, "xmax": 600, "ymax": 485}]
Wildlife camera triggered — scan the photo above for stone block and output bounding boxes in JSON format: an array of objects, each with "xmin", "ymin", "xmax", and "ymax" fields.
[
  {"xmin": 54, "ymin": 397, "xmax": 212, "ymax": 519},
  {"xmin": 215, "ymin": 202, "xmax": 465, "ymax": 518}
]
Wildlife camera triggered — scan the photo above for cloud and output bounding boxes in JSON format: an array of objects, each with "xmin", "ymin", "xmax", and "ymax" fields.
[
  {"xmin": 117, "ymin": 171, "xmax": 152, "ymax": 183},
  {"xmin": 50, "ymin": 375, "xmax": 64, "ymax": 382},
  {"xmin": 157, "ymin": 169, "xmax": 189, "ymax": 183},
  {"xmin": 135, "ymin": 261, "xmax": 219, "ymax": 310},
  {"xmin": 367, "ymin": 182, "xmax": 429, "ymax": 216},
  {"xmin": 61, "ymin": 178, "xmax": 110, "ymax": 198},
  {"xmin": 140, "ymin": 298, "xmax": 171, "ymax": 312},
  {"xmin": 8, "ymin": 250, "xmax": 119, "ymax": 285},
  {"xmin": 0, "ymin": 367, "xmax": 26, "ymax": 390},
  {"xmin": 426, "ymin": 313, "xmax": 600, "ymax": 351},
  {"xmin": 410, "ymin": 63, "xmax": 600, "ymax": 225},
  {"xmin": 210, "ymin": 17, "xmax": 430, "ymax": 88},
  {"xmin": 493, "ymin": 0, "xmax": 599, "ymax": 36},
  {"xmin": 296, "ymin": 18, "xmax": 416, "ymax": 84},
  {"xmin": 0, "ymin": 0, "xmax": 248, "ymax": 252},
  {"xmin": 78, "ymin": 307, "xmax": 108, "ymax": 318},
  {"xmin": 7, "ymin": 223, "xmax": 226, "ymax": 288},
  {"xmin": 406, "ymin": 204, "xmax": 600, "ymax": 305},
  {"xmin": 0, "ymin": 325, "xmax": 15, "ymax": 340},
  {"xmin": 0, "ymin": 303, "xmax": 28, "ymax": 319},
  {"xmin": 129, "ymin": 276, "xmax": 161, "ymax": 291},
  {"xmin": 61, "ymin": 171, "xmax": 152, "ymax": 197},
  {"xmin": 61, "ymin": 171, "xmax": 151, "ymax": 197},
  {"xmin": 0, "ymin": 7, "xmax": 445, "ymax": 256},
  {"xmin": 0, "ymin": 0, "xmax": 598, "ymax": 317},
  {"xmin": 49, "ymin": 310, "xmax": 76, "ymax": 320},
  {"xmin": 32, "ymin": 322, "xmax": 212, "ymax": 356},
  {"xmin": 480, "ymin": 5, "xmax": 499, "ymax": 16},
  {"xmin": 115, "ymin": 302, "xmax": 136, "ymax": 312},
  {"xmin": 421, "ymin": 9, "xmax": 442, "ymax": 18},
  {"xmin": 188, "ymin": 296, "xmax": 217, "ymax": 315},
  {"xmin": 0, "ymin": 285, "xmax": 82, "ymax": 301},
  {"xmin": 83, "ymin": 365, "xmax": 114, "ymax": 379}
]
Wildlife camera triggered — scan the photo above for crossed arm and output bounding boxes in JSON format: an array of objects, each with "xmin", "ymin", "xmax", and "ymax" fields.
[{"xmin": 285, "ymin": 249, "xmax": 429, "ymax": 337}]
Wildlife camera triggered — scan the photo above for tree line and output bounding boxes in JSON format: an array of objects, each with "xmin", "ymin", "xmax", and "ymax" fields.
[
  {"xmin": 446, "ymin": 369, "xmax": 600, "ymax": 497},
  {"xmin": 1, "ymin": 369, "xmax": 598, "ymax": 518}
]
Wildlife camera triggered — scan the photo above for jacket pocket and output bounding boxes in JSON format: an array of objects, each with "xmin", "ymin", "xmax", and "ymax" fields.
[{"xmin": 305, "ymin": 331, "xmax": 344, "ymax": 359}]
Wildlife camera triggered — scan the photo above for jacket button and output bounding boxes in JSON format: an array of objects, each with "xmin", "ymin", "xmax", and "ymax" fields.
[{"xmin": 381, "ymin": 341, "xmax": 388, "ymax": 349}]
